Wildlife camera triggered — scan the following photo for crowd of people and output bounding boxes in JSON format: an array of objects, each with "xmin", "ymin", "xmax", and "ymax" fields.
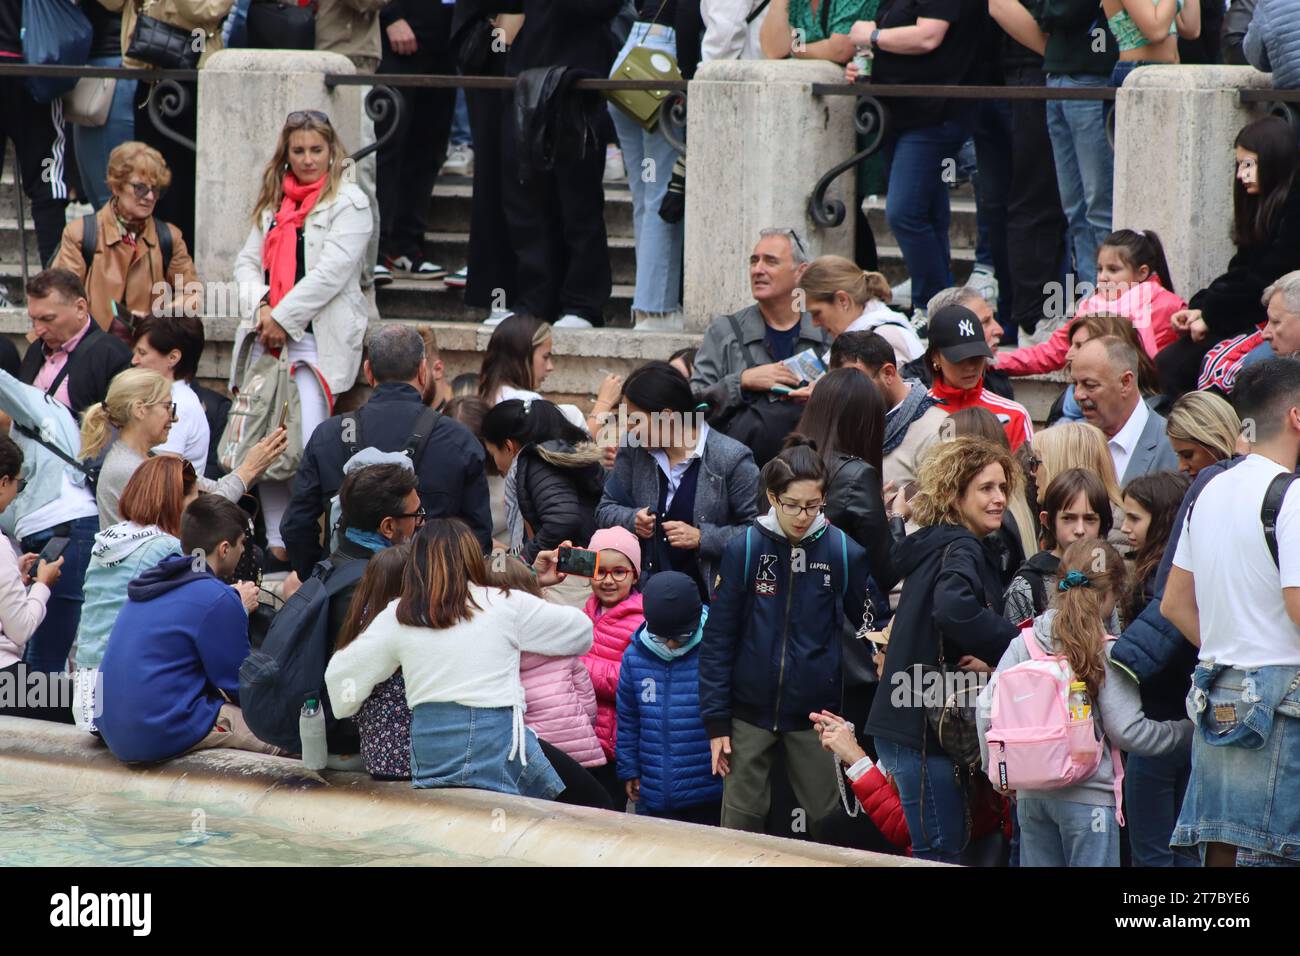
[{"xmin": 0, "ymin": 0, "xmax": 1299, "ymax": 871}]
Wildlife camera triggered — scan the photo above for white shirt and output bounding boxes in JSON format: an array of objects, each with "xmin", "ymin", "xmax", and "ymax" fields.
[
  {"xmin": 650, "ymin": 422, "xmax": 710, "ymax": 511},
  {"xmin": 1107, "ymin": 398, "xmax": 1149, "ymax": 483},
  {"xmin": 325, "ymin": 587, "xmax": 592, "ymax": 761},
  {"xmin": 1172, "ymin": 454, "xmax": 1300, "ymax": 667},
  {"xmin": 152, "ymin": 379, "xmax": 209, "ymax": 476},
  {"xmin": 843, "ymin": 302, "xmax": 926, "ymax": 363},
  {"xmin": 18, "ymin": 471, "xmax": 98, "ymax": 541}
]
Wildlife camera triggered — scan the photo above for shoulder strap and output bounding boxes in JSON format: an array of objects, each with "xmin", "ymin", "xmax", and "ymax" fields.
[
  {"xmin": 12, "ymin": 421, "xmax": 94, "ymax": 480},
  {"xmin": 1027, "ymin": 567, "xmax": 1048, "ymax": 615},
  {"xmin": 341, "ymin": 411, "xmax": 361, "ymax": 461},
  {"xmin": 743, "ymin": 526, "xmax": 753, "ymax": 580},
  {"xmin": 726, "ymin": 313, "xmax": 760, "ymax": 371},
  {"xmin": 746, "ymin": 0, "xmax": 771, "ymax": 23},
  {"xmin": 43, "ymin": 325, "xmax": 94, "ymax": 401},
  {"xmin": 80, "ymin": 213, "xmax": 97, "ymax": 271},
  {"xmin": 1020, "ymin": 625, "xmax": 1045, "ymax": 662},
  {"xmin": 154, "ymin": 216, "xmax": 173, "ymax": 275},
  {"xmin": 405, "ymin": 405, "xmax": 441, "ymax": 462},
  {"xmin": 1261, "ymin": 471, "xmax": 1300, "ymax": 568}
]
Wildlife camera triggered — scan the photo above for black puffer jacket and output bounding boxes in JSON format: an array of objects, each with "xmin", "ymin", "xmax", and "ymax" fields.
[
  {"xmin": 866, "ymin": 522, "xmax": 1019, "ymax": 751},
  {"xmin": 825, "ymin": 452, "xmax": 897, "ymax": 591},
  {"xmin": 515, "ymin": 439, "xmax": 607, "ymax": 562}
]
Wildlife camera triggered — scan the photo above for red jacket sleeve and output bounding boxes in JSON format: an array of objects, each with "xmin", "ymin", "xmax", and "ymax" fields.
[{"xmin": 850, "ymin": 765, "xmax": 911, "ymax": 853}]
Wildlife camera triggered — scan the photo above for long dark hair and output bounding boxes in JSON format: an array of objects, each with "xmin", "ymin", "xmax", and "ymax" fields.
[
  {"xmin": 795, "ymin": 367, "xmax": 884, "ymax": 472},
  {"xmin": 1121, "ymin": 470, "xmax": 1190, "ymax": 623},
  {"xmin": 1099, "ymin": 229, "xmax": 1176, "ymax": 294},
  {"xmin": 395, "ymin": 519, "xmax": 491, "ymax": 630},
  {"xmin": 622, "ymin": 360, "xmax": 699, "ymax": 415},
  {"xmin": 482, "ymin": 398, "xmax": 590, "ymax": 450},
  {"xmin": 336, "ymin": 544, "xmax": 410, "ymax": 650},
  {"xmin": 1233, "ymin": 116, "xmax": 1300, "ymax": 249},
  {"xmin": 478, "ymin": 314, "xmax": 550, "ymax": 403}
]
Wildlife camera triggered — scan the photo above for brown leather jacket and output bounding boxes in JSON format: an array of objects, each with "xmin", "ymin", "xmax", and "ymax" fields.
[{"xmin": 53, "ymin": 203, "xmax": 201, "ymax": 340}]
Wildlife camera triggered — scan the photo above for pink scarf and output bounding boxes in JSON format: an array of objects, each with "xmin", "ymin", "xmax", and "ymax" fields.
[{"xmin": 261, "ymin": 173, "xmax": 327, "ymax": 308}]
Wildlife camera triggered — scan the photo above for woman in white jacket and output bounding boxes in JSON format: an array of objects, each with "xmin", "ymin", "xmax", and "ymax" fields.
[
  {"xmin": 234, "ymin": 109, "xmax": 373, "ymax": 559},
  {"xmin": 326, "ymin": 518, "xmax": 594, "ymax": 799}
]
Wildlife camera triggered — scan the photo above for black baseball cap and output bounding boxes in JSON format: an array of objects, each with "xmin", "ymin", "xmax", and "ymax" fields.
[{"xmin": 927, "ymin": 304, "xmax": 994, "ymax": 363}]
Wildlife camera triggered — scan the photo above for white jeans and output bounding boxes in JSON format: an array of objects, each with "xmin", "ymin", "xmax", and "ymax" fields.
[{"xmin": 249, "ymin": 332, "xmax": 330, "ymax": 549}]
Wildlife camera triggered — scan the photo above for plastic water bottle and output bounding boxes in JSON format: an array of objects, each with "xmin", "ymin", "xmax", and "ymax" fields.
[
  {"xmin": 1068, "ymin": 681, "xmax": 1091, "ymax": 722},
  {"xmin": 299, "ymin": 698, "xmax": 328, "ymax": 771},
  {"xmin": 853, "ymin": 45, "xmax": 873, "ymax": 81}
]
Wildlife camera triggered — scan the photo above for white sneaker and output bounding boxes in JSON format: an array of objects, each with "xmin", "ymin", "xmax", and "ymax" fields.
[
  {"xmin": 444, "ymin": 266, "xmax": 468, "ymax": 289},
  {"xmin": 483, "ymin": 309, "xmax": 514, "ymax": 327},
  {"xmin": 1023, "ymin": 313, "xmax": 1068, "ymax": 346},
  {"xmin": 554, "ymin": 314, "xmax": 594, "ymax": 329},
  {"xmin": 908, "ymin": 309, "xmax": 928, "ymax": 337},
  {"xmin": 603, "ymin": 145, "xmax": 626, "ymax": 184},
  {"xmin": 967, "ymin": 264, "xmax": 999, "ymax": 309},
  {"xmin": 633, "ymin": 310, "xmax": 684, "ymax": 332},
  {"xmin": 373, "ymin": 263, "xmax": 393, "ymax": 287},
  {"xmin": 892, "ymin": 278, "xmax": 912, "ymax": 312},
  {"xmin": 444, "ymin": 142, "xmax": 474, "ymax": 178}
]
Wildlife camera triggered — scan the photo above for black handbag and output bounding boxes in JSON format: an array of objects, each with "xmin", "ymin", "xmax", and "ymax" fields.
[
  {"xmin": 126, "ymin": 11, "xmax": 202, "ymax": 69},
  {"xmin": 704, "ymin": 313, "xmax": 809, "ymax": 468},
  {"xmin": 247, "ymin": 0, "xmax": 315, "ymax": 50},
  {"xmin": 921, "ymin": 544, "xmax": 984, "ymax": 769}
]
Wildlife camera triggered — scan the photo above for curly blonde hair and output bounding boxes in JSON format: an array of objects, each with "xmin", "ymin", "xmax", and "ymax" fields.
[{"xmin": 910, "ymin": 435, "xmax": 1021, "ymax": 530}]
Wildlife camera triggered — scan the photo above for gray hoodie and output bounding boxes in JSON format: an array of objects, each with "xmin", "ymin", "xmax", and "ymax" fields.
[{"xmin": 976, "ymin": 610, "xmax": 1193, "ymax": 808}]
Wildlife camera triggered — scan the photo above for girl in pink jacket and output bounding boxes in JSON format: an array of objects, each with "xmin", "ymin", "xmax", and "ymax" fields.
[
  {"xmin": 999, "ymin": 229, "xmax": 1185, "ymax": 376},
  {"xmin": 580, "ymin": 526, "xmax": 646, "ymax": 769}
]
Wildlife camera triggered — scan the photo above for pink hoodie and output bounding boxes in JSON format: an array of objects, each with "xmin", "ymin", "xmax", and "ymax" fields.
[
  {"xmin": 581, "ymin": 591, "xmax": 646, "ymax": 761},
  {"xmin": 519, "ymin": 652, "xmax": 605, "ymax": 767},
  {"xmin": 997, "ymin": 279, "xmax": 1185, "ymax": 376}
]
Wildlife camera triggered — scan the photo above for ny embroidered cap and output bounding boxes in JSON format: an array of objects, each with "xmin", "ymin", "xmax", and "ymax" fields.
[
  {"xmin": 642, "ymin": 571, "xmax": 703, "ymax": 641},
  {"xmin": 927, "ymin": 304, "xmax": 994, "ymax": 364}
]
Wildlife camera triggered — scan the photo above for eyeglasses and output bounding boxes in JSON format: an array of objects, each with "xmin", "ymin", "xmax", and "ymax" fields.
[
  {"xmin": 127, "ymin": 181, "xmax": 164, "ymax": 201},
  {"xmin": 777, "ymin": 498, "xmax": 825, "ymax": 518},
  {"xmin": 149, "ymin": 400, "xmax": 178, "ymax": 421},
  {"xmin": 593, "ymin": 567, "xmax": 634, "ymax": 582},
  {"xmin": 287, "ymin": 109, "xmax": 331, "ymax": 126},
  {"xmin": 393, "ymin": 507, "xmax": 427, "ymax": 527},
  {"xmin": 1026, "ymin": 456, "xmax": 1042, "ymax": 472}
]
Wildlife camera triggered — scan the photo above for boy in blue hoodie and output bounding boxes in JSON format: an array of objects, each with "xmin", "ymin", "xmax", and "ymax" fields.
[
  {"xmin": 98, "ymin": 496, "xmax": 277, "ymax": 763},
  {"xmin": 616, "ymin": 572, "xmax": 722, "ymax": 825}
]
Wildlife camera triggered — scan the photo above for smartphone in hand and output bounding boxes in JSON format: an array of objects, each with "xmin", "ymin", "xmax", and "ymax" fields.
[{"xmin": 556, "ymin": 546, "xmax": 600, "ymax": 578}]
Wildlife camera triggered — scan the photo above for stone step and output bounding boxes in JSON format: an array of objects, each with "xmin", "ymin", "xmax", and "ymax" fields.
[
  {"xmin": 375, "ymin": 277, "xmax": 638, "ymax": 327},
  {"xmin": 864, "ymin": 194, "xmax": 978, "ymax": 253},
  {"xmin": 427, "ymin": 177, "xmax": 636, "ymax": 239},
  {"xmin": 411, "ymin": 230, "xmax": 637, "ymax": 285}
]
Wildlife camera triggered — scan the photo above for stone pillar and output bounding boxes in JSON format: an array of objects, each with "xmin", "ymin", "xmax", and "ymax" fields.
[
  {"xmin": 1113, "ymin": 65, "xmax": 1271, "ymax": 299},
  {"xmin": 683, "ymin": 59, "xmax": 856, "ymax": 332},
  {"xmin": 194, "ymin": 50, "xmax": 362, "ymax": 307}
]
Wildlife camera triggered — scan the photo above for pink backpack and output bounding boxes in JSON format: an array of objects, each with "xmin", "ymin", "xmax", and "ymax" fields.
[{"xmin": 984, "ymin": 628, "xmax": 1125, "ymax": 824}]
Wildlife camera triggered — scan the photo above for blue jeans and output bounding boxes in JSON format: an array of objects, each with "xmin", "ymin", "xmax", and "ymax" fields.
[
  {"xmin": 1126, "ymin": 744, "xmax": 1196, "ymax": 867},
  {"xmin": 72, "ymin": 56, "xmax": 138, "ymax": 210},
  {"xmin": 1045, "ymin": 74, "xmax": 1113, "ymax": 288},
  {"xmin": 450, "ymin": 89, "xmax": 471, "ymax": 147},
  {"xmin": 20, "ymin": 516, "xmax": 97, "ymax": 674},
  {"xmin": 883, "ymin": 117, "xmax": 972, "ymax": 312},
  {"xmin": 1017, "ymin": 797, "xmax": 1119, "ymax": 867},
  {"xmin": 875, "ymin": 737, "xmax": 967, "ymax": 864},
  {"xmin": 609, "ymin": 23, "xmax": 683, "ymax": 315},
  {"xmin": 409, "ymin": 701, "xmax": 564, "ymax": 799},
  {"xmin": 1173, "ymin": 663, "xmax": 1300, "ymax": 861}
]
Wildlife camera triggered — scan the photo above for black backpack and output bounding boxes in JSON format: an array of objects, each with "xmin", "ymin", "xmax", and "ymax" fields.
[{"xmin": 238, "ymin": 557, "xmax": 368, "ymax": 753}]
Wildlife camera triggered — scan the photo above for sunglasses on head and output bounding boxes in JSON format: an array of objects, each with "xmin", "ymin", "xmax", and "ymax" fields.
[{"xmin": 287, "ymin": 109, "xmax": 331, "ymax": 127}]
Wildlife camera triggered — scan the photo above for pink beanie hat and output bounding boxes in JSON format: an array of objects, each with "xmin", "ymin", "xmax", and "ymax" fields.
[{"xmin": 587, "ymin": 526, "xmax": 642, "ymax": 578}]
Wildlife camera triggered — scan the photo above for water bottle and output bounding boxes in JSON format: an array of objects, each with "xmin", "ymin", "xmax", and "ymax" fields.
[
  {"xmin": 853, "ymin": 45, "xmax": 873, "ymax": 81},
  {"xmin": 1067, "ymin": 681, "xmax": 1091, "ymax": 722},
  {"xmin": 299, "ymin": 698, "xmax": 328, "ymax": 771}
]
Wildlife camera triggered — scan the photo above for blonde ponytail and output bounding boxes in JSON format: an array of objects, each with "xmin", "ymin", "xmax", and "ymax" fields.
[
  {"xmin": 79, "ymin": 402, "xmax": 114, "ymax": 461},
  {"xmin": 863, "ymin": 270, "xmax": 892, "ymax": 304}
]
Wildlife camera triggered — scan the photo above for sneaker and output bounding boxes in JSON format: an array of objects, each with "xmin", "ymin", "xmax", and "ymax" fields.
[
  {"xmin": 554, "ymin": 314, "xmax": 594, "ymax": 329},
  {"xmin": 908, "ymin": 309, "xmax": 929, "ymax": 338},
  {"xmin": 632, "ymin": 309, "xmax": 684, "ymax": 332},
  {"xmin": 388, "ymin": 254, "xmax": 447, "ymax": 281},
  {"xmin": 892, "ymin": 277, "xmax": 912, "ymax": 312},
  {"xmin": 967, "ymin": 263, "xmax": 999, "ymax": 309},
  {"xmin": 444, "ymin": 266, "xmax": 468, "ymax": 289},
  {"xmin": 603, "ymin": 145, "xmax": 626, "ymax": 184},
  {"xmin": 1023, "ymin": 313, "xmax": 1068, "ymax": 346},
  {"xmin": 483, "ymin": 309, "xmax": 514, "ymax": 327},
  {"xmin": 373, "ymin": 262, "xmax": 393, "ymax": 287},
  {"xmin": 444, "ymin": 142, "xmax": 474, "ymax": 178}
]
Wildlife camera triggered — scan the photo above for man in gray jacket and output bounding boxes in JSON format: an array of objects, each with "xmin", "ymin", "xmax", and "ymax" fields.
[{"xmin": 690, "ymin": 227, "xmax": 830, "ymax": 466}]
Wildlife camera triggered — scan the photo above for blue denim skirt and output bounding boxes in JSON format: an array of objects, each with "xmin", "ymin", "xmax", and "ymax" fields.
[
  {"xmin": 1172, "ymin": 663, "xmax": 1300, "ymax": 861},
  {"xmin": 409, "ymin": 701, "xmax": 563, "ymax": 800}
]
